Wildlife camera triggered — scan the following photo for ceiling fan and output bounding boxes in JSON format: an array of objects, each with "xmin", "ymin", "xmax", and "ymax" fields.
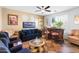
[{"xmin": 35, "ymin": 6, "xmax": 51, "ymax": 13}]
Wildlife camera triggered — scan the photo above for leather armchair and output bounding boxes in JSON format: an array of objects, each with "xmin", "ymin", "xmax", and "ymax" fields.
[{"xmin": 68, "ymin": 29, "xmax": 79, "ymax": 45}]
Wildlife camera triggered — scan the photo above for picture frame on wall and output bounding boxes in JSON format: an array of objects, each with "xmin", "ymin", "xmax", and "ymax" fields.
[
  {"xmin": 74, "ymin": 16, "xmax": 79, "ymax": 24},
  {"xmin": 8, "ymin": 14, "xmax": 18, "ymax": 25}
]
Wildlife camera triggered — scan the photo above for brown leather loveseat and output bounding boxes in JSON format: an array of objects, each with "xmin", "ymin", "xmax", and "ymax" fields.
[{"xmin": 68, "ymin": 29, "xmax": 79, "ymax": 45}]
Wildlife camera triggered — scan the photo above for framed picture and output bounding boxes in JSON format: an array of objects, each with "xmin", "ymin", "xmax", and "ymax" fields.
[
  {"xmin": 74, "ymin": 16, "xmax": 79, "ymax": 24},
  {"xmin": 8, "ymin": 14, "xmax": 18, "ymax": 25}
]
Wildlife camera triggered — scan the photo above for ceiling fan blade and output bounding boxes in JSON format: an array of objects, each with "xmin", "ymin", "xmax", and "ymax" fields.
[
  {"xmin": 36, "ymin": 6, "xmax": 41, "ymax": 9},
  {"xmin": 45, "ymin": 10, "xmax": 51, "ymax": 12},
  {"xmin": 45, "ymin": 6, "xmax": 50, "ymax": 9}
]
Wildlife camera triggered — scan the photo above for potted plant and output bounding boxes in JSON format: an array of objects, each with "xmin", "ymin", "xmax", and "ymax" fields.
[{"xmin": 53, "ymin": 20, "xmax": 63, "ymax": 28}]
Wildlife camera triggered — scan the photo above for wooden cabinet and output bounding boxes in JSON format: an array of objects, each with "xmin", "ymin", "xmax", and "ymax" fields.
[{"xmin": 47, "ymin": 28, "xmax": 64, "ymax": 43}]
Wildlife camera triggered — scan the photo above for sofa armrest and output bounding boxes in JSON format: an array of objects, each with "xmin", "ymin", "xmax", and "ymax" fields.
[
  {"xmin": 10, "ymin": 44, "xmax": 22, "ymax": 53},
  {"xmin": 0, "ymin": 47, "xmax": 9, "ymax": 53},
  {"xmin": 0, "ymin": 40, "xmax": 10, "ymax": 53}
]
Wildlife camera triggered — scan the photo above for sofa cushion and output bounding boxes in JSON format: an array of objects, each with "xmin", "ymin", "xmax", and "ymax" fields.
[
  {"xmin": 1, "ymin": 38, "xmax": 9, "ymax": 48},
  {"xmin": 68, "ymin": 36, "xmax": 79, "ymax": 40},
  {"xmin": 0, "ymin": 32, "xmax": 10, "ymax": 43},
  {"xmin": 70, "ymin": 30, "xmax": 79, "ymax": 36},
  {"xmin": 10, "ymin": 45, "xmax": 22, "ymax": 53},
  {"xmin": 74, "ymin": 32, "xmax": 79, "ymax": 37},
  {"xmin": 0, "ymin": 40, "xmax": 10, "ymax": 53},
  {"xmin": 0, "ymin": 32, "xmax": 7, "ymax": 38},
  {"xmin": 30, "ymin": 29, "xmax": 34, "ymax": 33}
]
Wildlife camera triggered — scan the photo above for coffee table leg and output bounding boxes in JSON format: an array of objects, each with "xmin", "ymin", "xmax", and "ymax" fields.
[{"xmin": 38, "ymin": 46, "xmax": 44, "ymax": 53}]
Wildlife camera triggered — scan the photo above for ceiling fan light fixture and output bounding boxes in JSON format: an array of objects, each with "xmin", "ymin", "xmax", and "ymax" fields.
[
  {"xmin": 35, "ymin": 6, "xmax": 51, "ymax": 14},
  {"xmin": 41, "ymin": 10, "xmax": 45, "ymax": 13}
]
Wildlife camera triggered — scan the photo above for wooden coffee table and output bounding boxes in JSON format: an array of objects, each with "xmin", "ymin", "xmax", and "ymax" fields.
[
  {"xmin": 22, "ymin": 38, "xmax": 62, "ymax": 53},
  {"xmin": 22, "ymin": 38, "xmax": 47, "ymax": 53},
  {"xmin": 29, "ymin": 38, "xmax": 46, "ymax": 53}
]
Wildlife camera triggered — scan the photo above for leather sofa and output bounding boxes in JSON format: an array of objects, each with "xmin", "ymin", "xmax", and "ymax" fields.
[
  {"xmin": 19, "ymin": 29, "xmax": 42, "ymax": 42},
  {"xmin": 68, "ymin": 29, "xmax": 79, "ymax": 45},
  {"xmin": 0, "ymin": 32, "xmax": 31, "ymax": 53}
]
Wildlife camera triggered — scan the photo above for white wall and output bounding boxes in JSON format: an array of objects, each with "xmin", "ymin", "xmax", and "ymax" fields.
[
  {"xmin": 0, "ymin": 7, "xmax": 2, "ymax": 30},
  {"xmin": 44, "ymin": 7, "xmax": 79, "ymax": 35}
]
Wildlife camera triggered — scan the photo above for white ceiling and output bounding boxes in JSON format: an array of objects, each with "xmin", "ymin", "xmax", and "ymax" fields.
[{"xmin": 3, "ymin": 6, "xmax": 78, "ymax": 16}]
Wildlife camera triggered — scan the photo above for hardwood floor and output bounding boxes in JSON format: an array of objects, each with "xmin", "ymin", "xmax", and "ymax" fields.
[
  {"xmin": 48, "ymin": 40, "xmax": 79, "ymax": 53},
  {"xmin": 23, "ymin": 39, "xmax": 79, "ymax": 53},
  {"xmin": 60, "ymin": 40, "xmax": 79, "ymax": 53}
]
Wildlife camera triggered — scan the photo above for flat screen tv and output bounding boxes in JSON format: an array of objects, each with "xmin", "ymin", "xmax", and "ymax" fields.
[{"xmin": 23, "ymin": 22, "xmax": 35, "ymax": 28}]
